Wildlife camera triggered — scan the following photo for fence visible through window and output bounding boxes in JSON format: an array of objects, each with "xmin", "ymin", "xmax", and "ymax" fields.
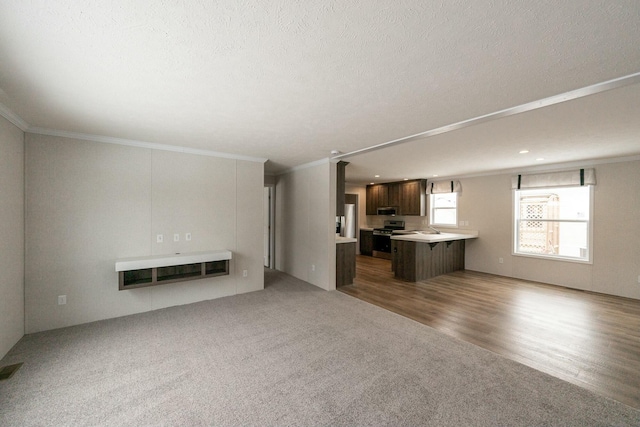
[
  {"xmin": 518, "ymin": 194, "xmax": 559, "ymax": 255},
  {"xmin": 512, "ymin": 171, "xmax": 593, "ymax": 262}
]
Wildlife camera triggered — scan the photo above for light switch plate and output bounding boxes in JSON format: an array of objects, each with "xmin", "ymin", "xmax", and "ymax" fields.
[
  {"xmin": 174, "ymin": 233, "xmax": 180, "ymax": 242},
  {"xmin": 157, "ymin": 234, "xmax": 163, "ymax": 243}
]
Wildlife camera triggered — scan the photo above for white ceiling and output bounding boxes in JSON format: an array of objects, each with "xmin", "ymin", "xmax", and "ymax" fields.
[
  {"xmin": 1, "ymin": 1, "xmax": 640, "ymax": 178},
  {"xmin": 344, "ymin": 81, "xmax": 640, "ymax": 183}
]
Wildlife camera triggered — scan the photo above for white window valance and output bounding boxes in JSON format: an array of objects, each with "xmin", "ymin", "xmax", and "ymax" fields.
[
  {"xmin": 511, "ymin": 168, "xmax": 596, "ymax": 189},
  {"xmin": 427, "ymin": 180, "xmax": 462, "ymax": 194}
]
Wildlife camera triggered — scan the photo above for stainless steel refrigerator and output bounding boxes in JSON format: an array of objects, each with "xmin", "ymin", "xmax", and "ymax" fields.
[{"xmin": 341, "ymin": 204, "xmax": 356, "ymax": 238}]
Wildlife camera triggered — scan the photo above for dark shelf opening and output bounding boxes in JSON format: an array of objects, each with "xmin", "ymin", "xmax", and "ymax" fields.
[
  {"xmin": 118, "ymin": 259, "xmax": 230, "ymax": 290},
  {"xmin": 122, "ymin": 269, "xmax": 153, "ymax": 287},
  {"xmin": 157, "ymin": 263, "xmax": 202, "ymax": 281},
  {"xmin": 205, "ymin": 260, "xmax": 227, "ymax": 276}
]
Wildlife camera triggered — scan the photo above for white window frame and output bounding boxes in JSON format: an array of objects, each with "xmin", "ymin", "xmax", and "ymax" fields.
[
  {"xmin": 512, "ymin": 185, "xmax": 593, "ymax": 264},
  {"xmin": 429, "ymin": 192, "xmax": 458, "ymax": 227}
]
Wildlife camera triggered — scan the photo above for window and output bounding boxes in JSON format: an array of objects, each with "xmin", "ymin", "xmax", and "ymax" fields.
[
  {"xmin": 514, "ymin": 186, "xmax": 592, "ymax": 262},
  {"xmin": 430, "ymin": 192, "xmax": 457, "ymax": 226}
]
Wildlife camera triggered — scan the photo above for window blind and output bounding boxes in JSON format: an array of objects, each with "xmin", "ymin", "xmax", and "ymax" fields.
[
  {"xmin": 427, "ymin": 180, "xmax": 462, "ymax": 194},
  {"xmin": 511, "ymin": 168, "xmax": 596, "ymax": 190}
]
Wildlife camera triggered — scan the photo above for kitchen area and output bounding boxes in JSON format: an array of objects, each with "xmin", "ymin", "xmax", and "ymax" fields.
[{"xmin": 336, "ymin": 166, "xmax": 478, "ymax": 286}]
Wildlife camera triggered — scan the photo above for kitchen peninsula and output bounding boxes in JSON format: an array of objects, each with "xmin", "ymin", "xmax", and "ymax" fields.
[{"xmin": 391, "ymin": 231, "xmax": 478, "ymax": 282}]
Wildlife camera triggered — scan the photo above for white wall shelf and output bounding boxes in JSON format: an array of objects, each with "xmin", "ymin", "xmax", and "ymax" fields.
[{"xmin": 115, "ymin": 250, "xmax": 232, "ymax": 290}]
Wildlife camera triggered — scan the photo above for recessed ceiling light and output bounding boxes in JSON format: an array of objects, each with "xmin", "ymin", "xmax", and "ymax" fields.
[
  {"xmin": 519, "ymin": 150, "xmax": 529, "ymax": 154},
  {"xmin": 536, "ymin": 158, "xmax": 544, "ymax": 161},
  {"xmin": 370, "ymin": 182, "xmax": 375, "ymax": 185},
  {"xmin": 374, "ymin": 175, "xmax": 380, "ymax": 178},
  {"xmin": 433, "ymin": 174, "xmax": 439, "ymax": 177},
  {"xmin": 404, "ymin": 178, "xmax": 409, "ymax": 181},
  {"xmin": 330, "ymin": 150, "xmax": 341, "ymax": 156}
]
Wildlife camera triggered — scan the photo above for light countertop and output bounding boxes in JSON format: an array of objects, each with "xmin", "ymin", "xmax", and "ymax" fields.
[
  {"xmin": 116, "ymin": 250, "xmax": 232, "ymax": 271},
  {"xmin": 390, "ymin": 230, "xmax": 478, "ymax": 243},
  {"xmin": 336, "ymin": 236, "xmax": 357, "ymax": 244}
]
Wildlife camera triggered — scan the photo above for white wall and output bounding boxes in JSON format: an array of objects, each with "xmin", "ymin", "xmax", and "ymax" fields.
[
  {"xmin": 0, "ymin": 116, "xmax": 24, "ymax": 358},
  {"xmin": 275, "ymin": 161, "xmax": 336, "ymax": 290},
  {"xmin": 24, "ymin": 133, "xmax": 264, "ymax": 333},
  {"xmin": 461, "ymin": 160, "xmax": 640, "ymax": 300}
]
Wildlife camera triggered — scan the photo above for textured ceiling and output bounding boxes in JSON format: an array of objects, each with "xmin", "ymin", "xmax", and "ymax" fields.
[
  {"xmin": 1, "ymin": 1, "xmax": 640, "ymax": 176},
  {"xmin": 345, "ymin": 82, "xmax": 640, "ymax": 183}
]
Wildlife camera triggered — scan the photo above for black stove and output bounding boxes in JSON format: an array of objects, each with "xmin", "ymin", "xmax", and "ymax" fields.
[
  {"xmin": 372, "ymin": 220, "xmax": 405, "ymax": 259},
  {"xmin": 373, "ymin": 220, "xmax": 405, "ymax": 235}
]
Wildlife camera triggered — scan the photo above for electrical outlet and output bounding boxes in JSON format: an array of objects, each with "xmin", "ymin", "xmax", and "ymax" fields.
[
  {"xmin": 499, "ymin": 257, "xmax": 504, "ymax": 264},
  {"xmin": 156, "ymin": 234, "xmax": 163, "ymax": 243},
  {"xmin": 58, "ymin": 295, "xmax": 66, "ymax": 305},
  {"xmin": 312, "ymin": 264, "xmax": 316, "ymax": 272},
  {"xmin": 185, "ymin": 232, "xmax": 191, "ymax": 241},
  {"xmin": 243, "ymin": 270, "xmax": 248, "ymax": 277},
  {"xmin": 173, "ymin": 233, "xmax": 180, "ymax": 242}
]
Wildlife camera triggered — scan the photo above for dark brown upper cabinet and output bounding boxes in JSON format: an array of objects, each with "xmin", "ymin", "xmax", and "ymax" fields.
[
  {"xmin": 366, "ymin": 179, "xmax": 426, "ymax": 216},
  {"xmin": 336, "ymin": 161, "xmax": 349, "ymax": 216},
  {"xmin": 388, "ymin": 182, "xmax": 400, "ymax": 207},
  {"xmin": 399, "ymin": 179, "xmax": 426, "ymax": 216},
  {"xmin": 366, "ymin": 184, "xmax": 389, "ymax": 215}
]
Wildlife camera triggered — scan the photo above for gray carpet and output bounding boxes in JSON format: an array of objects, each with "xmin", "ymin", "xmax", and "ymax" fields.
[{"xmin": 1, "ymin": 269, "xmax": 639, "ymax": 426}]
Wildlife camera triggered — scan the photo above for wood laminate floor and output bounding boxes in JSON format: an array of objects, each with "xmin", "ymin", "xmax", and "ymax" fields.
[{"xmin": 339, "ymin": 255, "xmax": 640, "ymax": 409}]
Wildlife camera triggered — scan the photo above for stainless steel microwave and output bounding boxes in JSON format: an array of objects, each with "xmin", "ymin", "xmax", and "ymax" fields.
[{"xmin": 377, "ymin": 207, "xmax": 398, "ymax": 216}]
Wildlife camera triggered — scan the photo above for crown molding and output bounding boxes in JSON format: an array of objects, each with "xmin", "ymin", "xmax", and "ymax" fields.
[
  {"xmin": 277, "ymin": 157, "xmax": 331, "ymax": 175},
  {"xmin": 0, "ymin": 101, "xmax": 267, "ymax": 163},
  {"xmin": 0, "ymin": 102, "xmax": 29, "ymax": 131},
  {"xmin": 345, "ymin": 155, "xmax": 640, "ymax": 186},
  {"xmin": 26, "ymin": 127, "xmax": 268, "ymax": 163},
  {"xmin": 335, "ymin": 71, "xmax": 640, "ymax": 161},
  {"xmin": 423, "ymin": 154, "xmax": 640, "ymax": 183}
]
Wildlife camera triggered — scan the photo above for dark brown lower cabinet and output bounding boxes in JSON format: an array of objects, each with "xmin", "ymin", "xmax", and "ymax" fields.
[
  {"xmin": 392, "ymin": 239, "xmax": 465, "ymax": 282},
  {"xmin": 360, "ymin": 229, "xmax": 373, "ymax": 256},
  {"xmin": 336, "ymin": 242, "xmax": 356, "ymax": 287}
]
